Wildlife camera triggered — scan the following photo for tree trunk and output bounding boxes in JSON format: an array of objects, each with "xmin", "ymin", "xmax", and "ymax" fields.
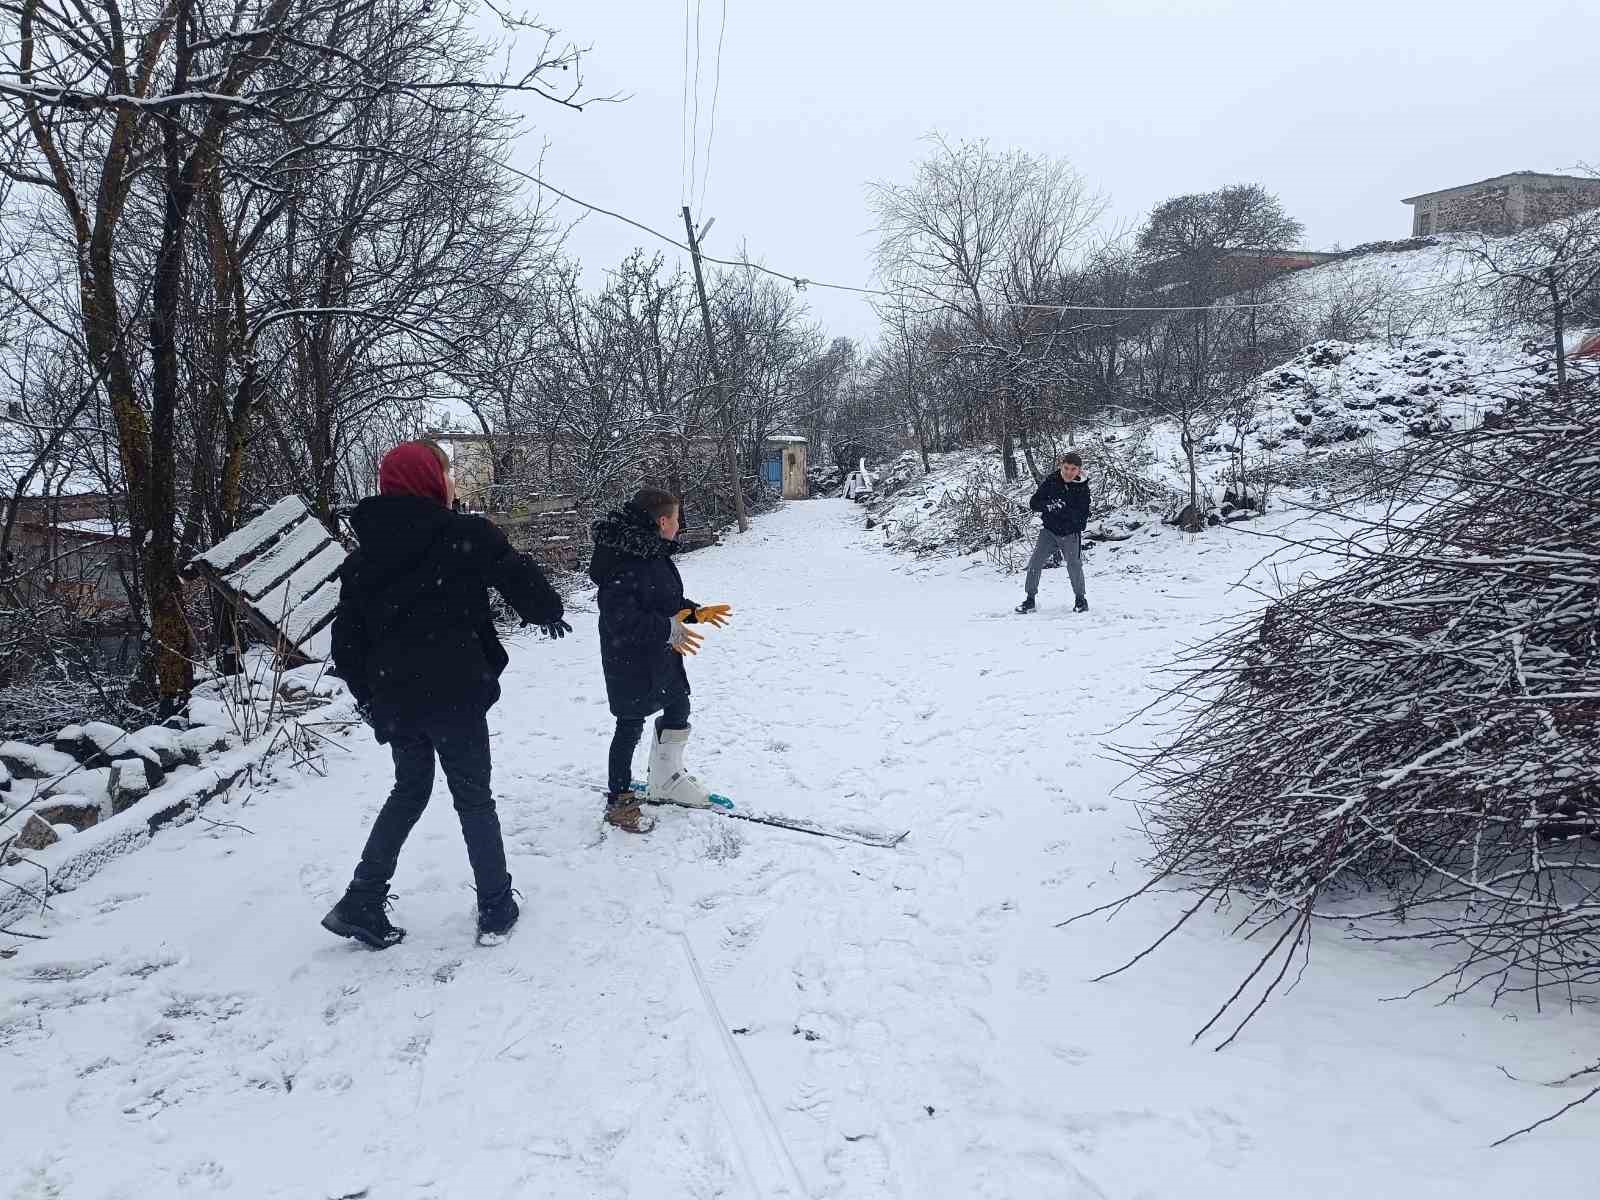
[
  {"xmin": 1183, "ymin": 419, "xmax": 1200, "ymax": 523},
  {"xmin": 1550, "ymin": 279, "xmax": 1567, "ymax": 397},
  {"xmin": 144, "ymin": 100, "xmax": 208, "ymax": 704},
  {"xmin": 999, "ymin": 385, "xmax": 1019, "ymax": 482}
]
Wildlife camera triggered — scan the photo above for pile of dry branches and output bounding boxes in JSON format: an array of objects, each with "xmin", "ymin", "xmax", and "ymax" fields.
[{"xmin": 1089, "ymin": 383, "xmax": 1599, "ymax": 1073}]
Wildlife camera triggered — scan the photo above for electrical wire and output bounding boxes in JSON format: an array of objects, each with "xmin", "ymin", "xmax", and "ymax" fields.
[
  {"xmin": 688, "ymin": 0, "xmax": 704, "ymax": 208},
  {"xmin": 695, "ymin": 0, "xmax": 728, "ymax": 212},
  {"xmin": 679, "ymin": 0, "xmax": 692, "ymax": 205},
  {"xmin": 501, "ymin": 159, "xmax": 1553, "ymax": 317}
]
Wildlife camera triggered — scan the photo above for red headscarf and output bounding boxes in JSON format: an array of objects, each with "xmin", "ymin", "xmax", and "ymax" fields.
[{"xmin": 378, "ymin": 442, "xmax": 449, "ymax": 506}]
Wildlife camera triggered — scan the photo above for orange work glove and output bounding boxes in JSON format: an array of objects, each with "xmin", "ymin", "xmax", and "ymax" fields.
[{"xmin": 693, "ymin": 604, "xmax": 733, "ymax": 628}]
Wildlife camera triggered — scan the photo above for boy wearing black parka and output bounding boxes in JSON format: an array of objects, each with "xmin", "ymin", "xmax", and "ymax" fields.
[{"xmin": 589, "ymin": 488, "xmax": 732, "ymax": 834}]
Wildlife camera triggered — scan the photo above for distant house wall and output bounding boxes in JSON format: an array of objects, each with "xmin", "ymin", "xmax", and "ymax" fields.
[
  {"xmin": 428, "ymin": 434, "xmax": 498, "ymax": 511},
  {"xmin": 8, "ymin": 493, "xmax": 112, "ymax": 524},
  {"xmin": 7, "ymin": 523, "xmax": 131, "ymax": 615},
  {"xmin": 1147, "ymin": 249, "xmax": 1335, "ymax": 295},
  {"xmin": 1406, "ymin": 173, "xmax": 1600, "ymax": 237}
]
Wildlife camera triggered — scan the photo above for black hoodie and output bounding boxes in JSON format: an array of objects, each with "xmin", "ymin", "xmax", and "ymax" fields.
[
  {"xmin": 588, "ymin": 502, "xmax": 700, "ymax": 718},
  {"xmin": 331, "ymin": 494, "xmax": 563, "ymax": 736},
  {"xmin": 1029, "ymin": 472, "xmax": 1091, "ymax": 537}
]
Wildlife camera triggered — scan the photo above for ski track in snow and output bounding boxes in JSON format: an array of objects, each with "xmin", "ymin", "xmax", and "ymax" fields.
[{"xmin": 3, "ymin": 499, "xmax": 1596, "ymax": 1198}]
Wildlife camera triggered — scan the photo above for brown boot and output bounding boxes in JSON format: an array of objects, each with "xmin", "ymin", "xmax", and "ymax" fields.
[{"xmin": 604, "ymin": 794, "xmax": 656, "ymax": 834}]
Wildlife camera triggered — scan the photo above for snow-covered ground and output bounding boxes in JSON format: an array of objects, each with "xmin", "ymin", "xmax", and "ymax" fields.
[{"xmin": 3, "ymin": 500, "xmax": 1596, "ymax": 1198}]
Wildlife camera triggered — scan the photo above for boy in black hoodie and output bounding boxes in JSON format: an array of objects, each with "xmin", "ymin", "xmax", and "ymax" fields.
[
  {"xmin": 589, "ymin": 488, "xmax": 732, "ymax": 834},
  {"xmin": 324, "ymin": 440, "xmax": 567, "ymax": 948},
  {"xmin": 1017, "ymin": 451, "xmax": 1091, "ymax": 614}
]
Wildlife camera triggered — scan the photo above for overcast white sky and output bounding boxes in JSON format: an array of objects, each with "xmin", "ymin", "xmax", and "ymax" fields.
[{"xmin": 505, "ymin": 0, "xmax": 1593, "ymax": 343}]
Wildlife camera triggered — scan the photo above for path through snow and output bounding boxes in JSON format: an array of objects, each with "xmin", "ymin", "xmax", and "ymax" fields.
[{"xmin": 3, "ymin": 499, "xmax": 1595, "ymax": 1197}]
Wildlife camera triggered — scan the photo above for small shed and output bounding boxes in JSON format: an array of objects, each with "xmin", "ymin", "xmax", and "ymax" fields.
[{"xmin": 760, "ymin": 436, "xmax": 809, "ymax": 500}]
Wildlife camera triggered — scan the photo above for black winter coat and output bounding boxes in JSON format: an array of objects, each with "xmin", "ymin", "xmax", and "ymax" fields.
[
  {"xmin": 1029, "ymin": 472, "xmax": 1091, "ymax": 536},
  {"xmin": 589, "ymin": 503, "xmax": 699, "ymax": 719},
  {"xmin": 331, "ymin": 494, "xmax": 563, "ymax": 739}
]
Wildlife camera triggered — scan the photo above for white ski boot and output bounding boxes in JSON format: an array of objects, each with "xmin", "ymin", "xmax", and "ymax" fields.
[{"xmin": 646, "ymin": 723, "xmax": 717, "ymax": 808}]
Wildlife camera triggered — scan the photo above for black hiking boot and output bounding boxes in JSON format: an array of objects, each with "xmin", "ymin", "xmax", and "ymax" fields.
[
  {"xmin": 1074, "ymin": 594, "xmax": 1089, "ymax": 613},
  {"xmin": 322, "ymin": 891, "xmax": 405, "ymax": 950},
  {"xmin": 477, "ymin": 889, "xmax": 520, "ymax": 944},
  {"xmin": 1015, "ymin": 595, "xmax": 1036, "ymax": 614}
]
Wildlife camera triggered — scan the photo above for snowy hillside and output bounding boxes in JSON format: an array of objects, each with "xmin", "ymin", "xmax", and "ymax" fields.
[
  {"xmin": 861, "ymin": 328, "xmax": 1549, "ymax": 563},
  {"xmin": 1268, "ymin": 234, "xmax": 1491, "ymax": 338},
  {"xmin": 862, "ymin": 230, "xmax": 1593, "ymax": 565}
]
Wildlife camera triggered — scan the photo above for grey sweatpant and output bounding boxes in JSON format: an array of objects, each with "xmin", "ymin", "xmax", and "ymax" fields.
[{"xmin": 1024, "ymin": 529, "xmax": 1085, "ymax": 600}]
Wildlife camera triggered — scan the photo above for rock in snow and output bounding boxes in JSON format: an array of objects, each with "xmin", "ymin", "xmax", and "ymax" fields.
[
  {"xmin": 0, "ymin": 741, "xmax": 78, "ymax": 781},
  {"xmin": 108, "ymin": 758, "xmax": 152, "ymax": 814},
  {"xmin": 1, "ymin": 809, "xmax": 57, "ymax": 856},
  {"xmin": 33, "ymin": 793, "xmax": 100, "ymax": 832}
]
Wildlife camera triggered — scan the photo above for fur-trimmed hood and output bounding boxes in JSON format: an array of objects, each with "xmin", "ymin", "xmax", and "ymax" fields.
[{"xmin": 589, "ymin": 502, "xmax": 677, "ymax": 587}]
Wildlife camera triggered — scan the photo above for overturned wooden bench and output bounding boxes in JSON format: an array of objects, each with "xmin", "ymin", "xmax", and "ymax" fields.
[{"xmin": 186, "ymin": 496, "xmax": 345, "ymax": 665}]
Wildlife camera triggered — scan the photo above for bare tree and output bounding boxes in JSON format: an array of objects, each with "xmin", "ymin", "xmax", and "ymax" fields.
[
  {"xmin": 2, "ymin": 0, "xmax": 587, "ymax": 702},
  {"xmin": 1459, "ymin": 205, "xmax": 1600, "ymax": 394},
  {"xmin": 870, "ymin": 135, "xmax": 1103, "ymax": 480}
]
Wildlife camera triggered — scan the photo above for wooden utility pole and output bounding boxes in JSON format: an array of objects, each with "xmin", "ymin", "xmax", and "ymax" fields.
[{"xmin": 682, "ymin": 205, "xmax": 749, "ymax": 533}]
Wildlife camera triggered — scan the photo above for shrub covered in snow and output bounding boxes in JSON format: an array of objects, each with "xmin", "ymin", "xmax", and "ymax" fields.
[{"xmin": 0, "ymin": 601, "xmax": 150, "ymax": 744}]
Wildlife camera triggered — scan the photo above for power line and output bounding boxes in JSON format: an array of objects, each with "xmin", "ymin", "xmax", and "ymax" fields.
[
  {"xmin": 696, "ymin": 0, "xmax": 728, "ymax": 212},
  {"xmin": 679, "ymin": 0, "xmax": 691, "ymax": 205},
  {"xmin": 688, "ymin": 0, "xmax": 704, "ymax": 209},
  {"xmin": 503, "ymin": 160, "xmax": 1532, "ymax": 318},
  {"xmin": 1009, "ymin": 301, "xmax": 1281, "ymax": 313}
]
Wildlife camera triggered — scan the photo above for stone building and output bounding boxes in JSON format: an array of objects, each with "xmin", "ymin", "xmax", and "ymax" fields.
[{"xmin": 1403, "ymin": 171, "xmax": 1600, "ymax": 237}]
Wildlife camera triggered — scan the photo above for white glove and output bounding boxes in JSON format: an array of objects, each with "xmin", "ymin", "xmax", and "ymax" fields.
[{"xmin": 668, "ymin": 612, "xmax": 703, "ymax": 656}]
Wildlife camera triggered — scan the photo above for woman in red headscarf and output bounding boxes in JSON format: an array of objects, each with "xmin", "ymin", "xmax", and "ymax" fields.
[{"xmin": 323, "ymin": 440, "xmax": 568, "ymax": 948}]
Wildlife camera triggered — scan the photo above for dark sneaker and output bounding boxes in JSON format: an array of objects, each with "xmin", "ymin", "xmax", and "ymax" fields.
[
  {"xmin": 1015, "ymin": 595, "xmax": 1036, "ymax": 614},
  {"xmin": 604, "ymin": 795, "xmax": 657, "ymax": 834},
  {"xmin": 1073, "ymin": 595, "xmax": 1089, "ymax": 613},
  {"xmin": 322, "ymin": 892, "xmax": 405, "ymax": 949},
  {"xmin": 477, "ymin": 890, "xmax": 520, "ymax": 943}
]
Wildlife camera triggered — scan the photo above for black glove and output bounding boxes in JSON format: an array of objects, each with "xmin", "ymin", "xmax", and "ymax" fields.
[{"xmin": 541, "ymin": 620, "xmax": 572, "ymax": 639}]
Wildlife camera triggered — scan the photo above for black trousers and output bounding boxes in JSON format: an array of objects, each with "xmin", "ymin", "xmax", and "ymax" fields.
[
  {"xmin": 348, "ymin": 712, "xmax": 510, "ymax": 909},
  {"xmin": 607, "ymin": 693, "xmax": 690, "ymax": 796}
]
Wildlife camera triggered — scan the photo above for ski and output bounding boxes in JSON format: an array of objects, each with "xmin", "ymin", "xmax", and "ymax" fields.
[
  {"xmin": 643, "ymin": 792, "xmax": 909, "ymax": 849},
  {"xmin": 541, "ymin": 773, "xmax": 908, "ymax": 849}
]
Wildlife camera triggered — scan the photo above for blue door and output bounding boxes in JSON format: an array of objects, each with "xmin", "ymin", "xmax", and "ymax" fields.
[{"xmin": 762, "ymin": 457, "xmax": 782, "ymax": 484}]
